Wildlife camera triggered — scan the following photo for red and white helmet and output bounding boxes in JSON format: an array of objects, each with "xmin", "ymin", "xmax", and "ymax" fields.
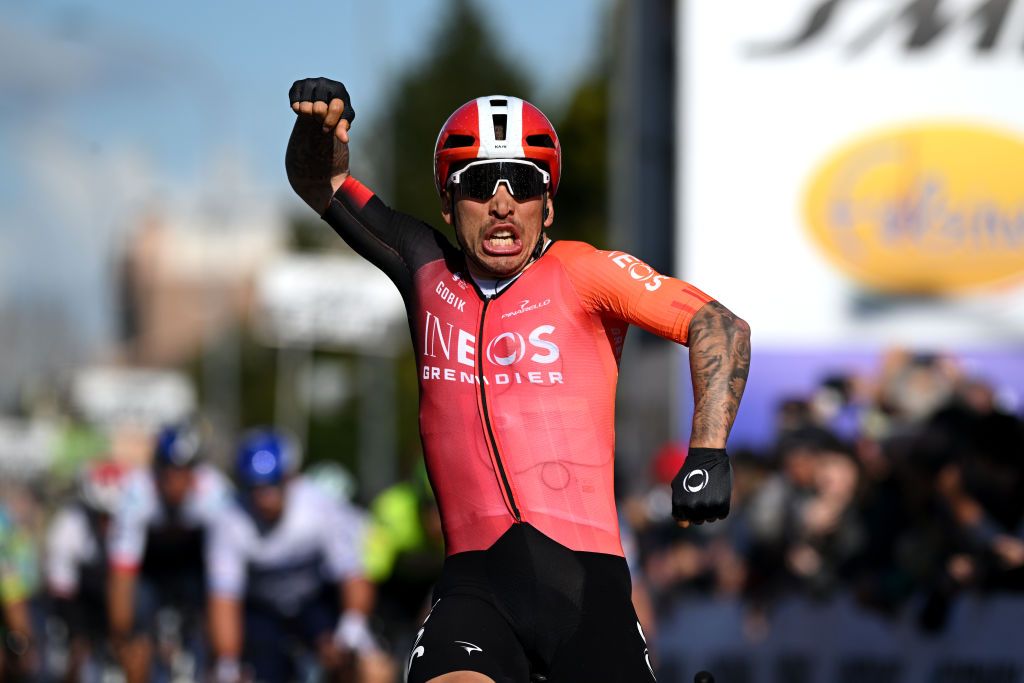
[
  {"xmin": 77, "ymin": 460, "xmax": 128, "ymax": 515},
  {"xmin": 434, "ymin": 95, "xmax": 562, "ymax": 197}
]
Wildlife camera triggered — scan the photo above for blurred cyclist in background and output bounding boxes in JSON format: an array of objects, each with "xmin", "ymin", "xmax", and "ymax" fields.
[
  {"xmin": 285, "ymin": 78, "xmax": 750, "ymax": 683},
  {"xmin": 207, "ymin": 429, "xmax": 393, "ymax": 683},
  {"xmin": 0, "ymin": 502, "xmax": 38, "ymax": 681},
  {"xmin": 46, "ymin": 460, "xmax": 127, "ymax": 682},
  {"xmin": 107, "ymin": 422, "xmax": 232, "ymax": 683}
]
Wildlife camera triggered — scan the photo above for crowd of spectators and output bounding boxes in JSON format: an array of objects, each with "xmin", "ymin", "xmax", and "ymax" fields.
[{"xmin": 624, "ymin": 349, "xmax": 1024, "ymax": 638}]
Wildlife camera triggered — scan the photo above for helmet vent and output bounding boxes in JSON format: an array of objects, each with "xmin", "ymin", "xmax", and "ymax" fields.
[
  {"xmin": 443, "ymin": 134, "xmax": 475, "ymax": 149},
  {"xmin": 490, "ymin": 99, "xmax": 507, "ymax": 107},
  {"xmin": 526, "ymin": 134, "xmax": 555, "ymax": 148},
  {"xmin": 492, "ymin": 114, "xmax": 507, "ymax": 141}
]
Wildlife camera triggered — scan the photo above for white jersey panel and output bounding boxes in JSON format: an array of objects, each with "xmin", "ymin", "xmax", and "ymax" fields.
[
  {"xmin": 476, "ymin": 96, "xmax": 526, "ymax": 160},
  {"xmin": 45, "ymin": 505, "xmax": 99, "ymax": 596},
  {"xmin": 108, "ymin": 464, "xmax": 232, "ymax": 568},
  {"xmin": 206, "ymin": 477, "xmax": 366, "ymax": 611}
]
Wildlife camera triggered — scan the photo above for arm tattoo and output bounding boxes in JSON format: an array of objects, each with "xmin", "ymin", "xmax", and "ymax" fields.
[
  {"xmin": 687, "ymin": 301, "xmax": 752, "ymax": 448},
  {"xmin": 285, "ymin": 117, "xmax": 350, "ymax": 212}
]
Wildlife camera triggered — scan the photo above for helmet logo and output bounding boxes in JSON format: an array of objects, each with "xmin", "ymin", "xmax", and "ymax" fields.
[
  {"xmin": 251, "ymin": 450, "xmax": 278, "ymax": 475},
  {"xmin": 170, "ymin": 430, "xmax": 200, "ymax": 465}
]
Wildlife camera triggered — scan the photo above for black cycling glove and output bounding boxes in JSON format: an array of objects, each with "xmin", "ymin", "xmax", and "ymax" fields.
[
  {"xmin": 671, "ymin": 447, "xmax": 732, "ymax": 524},
  {"xmin": 288, "ymin": 77, "xmax": 355, "ymax": 125}
]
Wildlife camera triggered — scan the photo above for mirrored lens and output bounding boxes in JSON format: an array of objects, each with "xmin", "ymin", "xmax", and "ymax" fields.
[{"xmin": 452, "ymin": 162, "xmax": 547, "ymax": 200}]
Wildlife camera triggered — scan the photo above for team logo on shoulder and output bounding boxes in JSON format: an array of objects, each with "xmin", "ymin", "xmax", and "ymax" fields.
[{"xmin": 606, "ymin": 251, "xmax": 666, "ymax": 292}]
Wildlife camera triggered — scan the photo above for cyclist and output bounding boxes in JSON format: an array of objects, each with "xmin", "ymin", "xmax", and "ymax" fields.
[
  {"xmin": 46, "ymin": 460, "xmax": 127, "ymax": 681},
  {"xmin": 207, "ymin": 429, "xmax": 386, "ymax": 683},
  {"xmin": 107, "ymin": 423, "xmax": 232, "ymax": 683},
  {"xmin": 0, "ymin": 500, "xmax": 38, "ymax": 680},
  {"xmin": 285, "ymin": 78, "xmax": 751, "ymax": 683}
]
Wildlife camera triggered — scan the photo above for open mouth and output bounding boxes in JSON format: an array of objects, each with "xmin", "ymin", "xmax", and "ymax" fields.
[{"xmin": 482, "ymin": 223, "xmax": 523, "ymax": 256}]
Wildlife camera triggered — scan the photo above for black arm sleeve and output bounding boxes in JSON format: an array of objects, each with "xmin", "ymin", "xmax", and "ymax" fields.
[{"xmin": 320, "ymin": 180, "xmax": 457, "ymax": 300}]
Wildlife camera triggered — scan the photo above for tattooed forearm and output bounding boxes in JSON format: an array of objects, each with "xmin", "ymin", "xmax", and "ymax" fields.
[
  {"xmin": 285, "ymin": 116, "xmax": 350, "ymax": 213},
  {"xmin": 687, "ymin": 301, "xmax": 751, "ymax": 448}
]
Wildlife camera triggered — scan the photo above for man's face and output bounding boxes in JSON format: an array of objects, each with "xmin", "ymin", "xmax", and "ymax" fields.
[
  {"xmin": 248, "ymin": 484, "xmax": 286, "ymax": 525},
  {"xmin": 443, "ymin": 183, "xmax": 554, "ymax": 279},
  {"xmin": 156, "ymin": 466, "xmax": 194, "ymax": 508}
]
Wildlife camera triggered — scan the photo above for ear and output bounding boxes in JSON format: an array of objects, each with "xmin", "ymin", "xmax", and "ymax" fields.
[
  {"xmin": 441, "ymin": 192, "xmax": 454, "ymax": 226},
  {"xmin": 542, "ymin": 196, "xmax": 554, "ymax": 228}
]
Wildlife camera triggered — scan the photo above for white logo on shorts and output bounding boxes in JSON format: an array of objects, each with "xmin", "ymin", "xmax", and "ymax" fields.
[
  {"xmin": 454, "ymin": 641, "xmax": 482, "ymax": 655},
  {"xmin": 683, "ymin": 469, "xmax": 710, "ymax": 493},
  {"xmin": 637, "ymin": 621, "xmax": 656, "ymax": 679},
  {"xmin": 408, "ymin": 599, "xmax": 439, "ymax": 673}
]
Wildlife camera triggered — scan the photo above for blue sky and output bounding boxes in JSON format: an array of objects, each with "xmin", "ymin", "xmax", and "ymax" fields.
[
  {"xmin": 0, "ymin": 0, "xmax": 607, "ymax": 192},
  {"xmin": 0, "ymin": 0, "xmax": 607, "ymax": 353}
]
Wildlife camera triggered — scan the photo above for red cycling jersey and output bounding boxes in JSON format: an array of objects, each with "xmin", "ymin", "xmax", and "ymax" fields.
[{"xmin": 325, "ymin": 177, "xmax": 713, "ymax": 557}]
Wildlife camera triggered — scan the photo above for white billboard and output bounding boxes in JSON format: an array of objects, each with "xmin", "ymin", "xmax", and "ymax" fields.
[
  {"xmin": 72, "ymin": 367, "xmax": 196, "ymax": 430},
  {"xmin": 0, "ymin": 418, "xmax": 58, "ymax": 478},
  {"xmin": 256, "ymin": 255, "xmax": 407, "ymax": 354},
  {"xmin": 678, "ymin": 0, "xmax": 1024, "ymax": 348}
]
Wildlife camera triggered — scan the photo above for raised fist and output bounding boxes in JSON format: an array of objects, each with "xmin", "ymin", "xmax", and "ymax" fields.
[{"xmin": 289, "ymin": 77, "xmax": 355, "ymax": 141}]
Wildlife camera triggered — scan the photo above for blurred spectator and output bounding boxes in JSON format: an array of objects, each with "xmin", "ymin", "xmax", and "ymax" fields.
[
  {"xmin": 740, "ymin": 428, "xmax": 849, "ymax": 604},
  {"xmin": 917, "ymin": 375, "xmax": 1024, "ymax": 630}
]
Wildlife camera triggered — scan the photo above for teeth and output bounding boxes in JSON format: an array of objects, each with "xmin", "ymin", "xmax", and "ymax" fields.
[{"xmin": 490, "ymin": 237, "xmax": 514, "ymax": 246}]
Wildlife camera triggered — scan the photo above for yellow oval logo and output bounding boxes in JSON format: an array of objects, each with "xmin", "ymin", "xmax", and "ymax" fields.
[{"xmin": 803, "ymin": 123, "xmax": 1024, "ymax": 294}]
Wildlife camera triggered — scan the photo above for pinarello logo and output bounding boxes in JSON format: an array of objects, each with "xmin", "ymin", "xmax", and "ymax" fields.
[
  {"xmin": 804, "ymin": 122, "xmax": 1024, "ymax": 293},
  {"xmin": 500, "ymin": 298, "xmax": 551, "ymax": 319}
]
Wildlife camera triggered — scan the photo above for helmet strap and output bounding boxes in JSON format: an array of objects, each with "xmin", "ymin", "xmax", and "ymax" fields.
[
  {"xmin": 449, "ymin": 196, "xmax": 470, "ymax": 254},
  {"xmin": 531, "ymin": 191, "xmax": 549, "ymax": 261},
  {"xmin": 530, "ymin": 232, "xmax": 546, "ymax": 262}
]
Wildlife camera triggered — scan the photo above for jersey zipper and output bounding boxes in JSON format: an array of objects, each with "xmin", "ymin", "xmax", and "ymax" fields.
[{"xmin": 477, "ymin": 297, "xmax": 521, "ymax": 522}]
